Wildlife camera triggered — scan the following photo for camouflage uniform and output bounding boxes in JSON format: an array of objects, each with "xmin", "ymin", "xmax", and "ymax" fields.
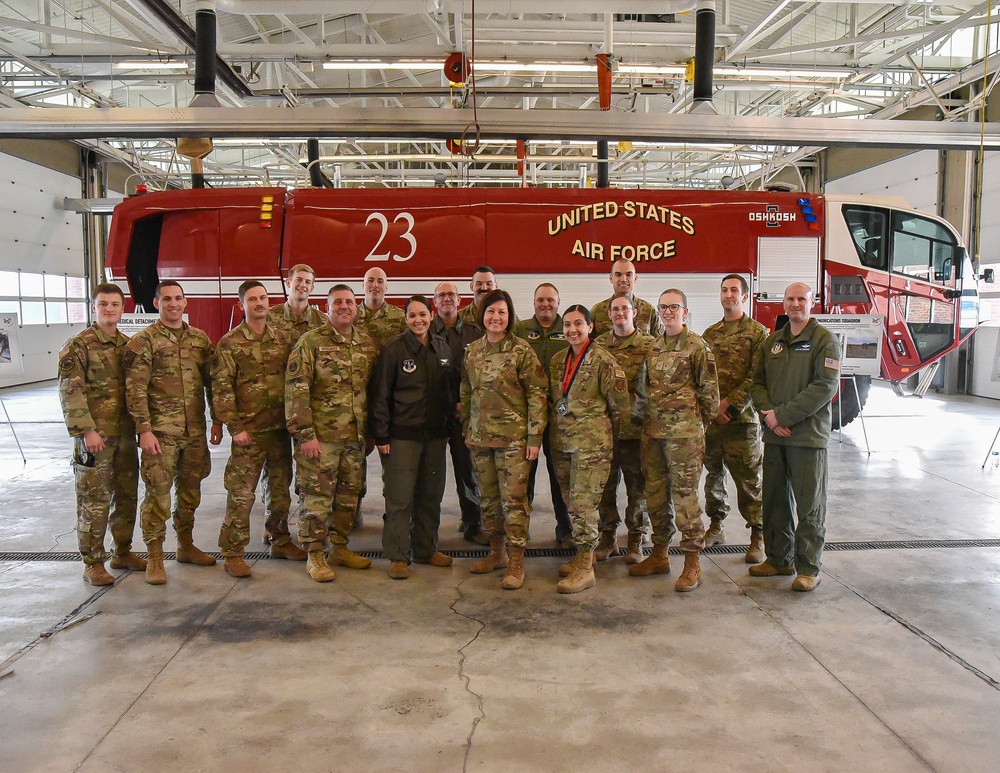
[
  {"xmin": 266, "ymin": 302, "xmax": 325, "ymax": 346},
  {"xmin": 595, "ymin": 329, "xmax": 656, "ymax": 539},
  {"xmin": 458, "ymin": 302, "xmax": 481, "ymax": 328},
  {"xmin": 285, "ymin": 322, "xmax": 378, "ymax": 552},
  {"xmin": 591, "ymin": 295, "xmax": 664, "ymax": 338},
  {"xmin": 548, "ymin": 343, "xmax": 630, "ymax": 549},
  {"xmin": 702, "ymin": 314, "xmax": 769, "ymax": 532},
  {"xmin": 212, "ymin": 321, "xmax": 294, "ymax": 557},
  {"xmin": 460, "ymin": 332, "xmax": 548, "ymax": 548},
  {"xmin": 354, "ymin": 302, "xmax": 407, "ymax": 516},
  {"xmin": 643, "ymin": 328, "xmax": 719, "ymax": 553},
  {"xmin": 513, "ymin": 314, "xmax": 572, "ymax": 540},
  {"xmin": 356, "ymin": 302, "xmax": 407, "ymax": 350},
  {"xmin": 124, "ymin": 321, "xmax": 216, "ymax": 546},
  {"xmin": 58, "ymin": 325, "xmax": 139, "ymax": 565},
  {"xmin": 430, "ymin": 314, "xmax": 485, "ymax": 536},
  {"xmin": 750, "ymin": 318, "xmax": 841, "ymax": 577}
]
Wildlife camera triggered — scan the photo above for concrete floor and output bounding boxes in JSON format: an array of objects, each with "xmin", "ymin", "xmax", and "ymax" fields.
[{"xmin": 1, "ymin": 381, "xmax": 999, "ymax": 773}]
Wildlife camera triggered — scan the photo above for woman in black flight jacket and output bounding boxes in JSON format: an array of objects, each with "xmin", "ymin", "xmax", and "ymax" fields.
[{"xmin": 369, "ymin": 295, "xmax": 458, "ymax": 580}]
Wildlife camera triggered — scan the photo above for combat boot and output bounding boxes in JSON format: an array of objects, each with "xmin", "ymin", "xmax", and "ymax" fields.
[
  {"xmin": 704, "ymin": 520, "xmax": 725, "ymax": 546},
  {"xmin": 748, "ymin": 561, "xmax": 795, "ymax": 577},
  {"xmin": 388, "ymin": 561, "xmax": 409, "ymax": 580},
  {"xmin": 328, "ymin": 544, "xmax": 371, "ymax": 570},
  {"xmin": 745, "ymin": 526, "xmax": 764, "ymax": 564},
  {"xmin": 83, "ymin": 562, "xmax": 115, "ymax": 586},
  {"xmin": 557, "ymin": 550, "xmax": 596, "ymax": 594},
  {"xmin": 306, "ymin": 551, "xmax": 335, "ymax": 582},
  {"xmin": 175, "ymin": 529, "xmax": 217, "ymax": 566},
  {"xmin": 109, "ymin": 549, "xmax": 147, "ymax": 571},
  {"xmin": 224, "ymin": 556, "xmax": 252, "ymax": 578},
  {"xmin": 145, "ymin": 542, "xmax": 167, "ymax": 585},
  {"xmin": 470, "ymin": 537, "xmax": 508, "ymax": 574},
  {"xmin": 594, "ymin": 532, "xmax": 619, "ymax": 562},
  {"xmin": 270, "ymin": 541, "xmax": 307, "ymax": 561},
  {"xmin": 629, "ymin": 544, "xmax": 671, "ymax": 576},
  {"xmin": 501, "ymin": 546, "xmax": 526, "ymax": 590},
  {"xmin": 624, "ymin": 533, "xmax": 644, "ymax": 565},
  {"xmin": 558, "ymin": 551, "xmax": 580, "ymax": 578},
  {"xmin": 674, "ymin": 552, "xmax": 702, "ymax": 592}
]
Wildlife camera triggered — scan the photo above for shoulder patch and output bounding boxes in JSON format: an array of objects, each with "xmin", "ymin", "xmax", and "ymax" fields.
[
  {"xmin": 824, "ymin": 357, "xmax": 840, "ymax": 370},
  {"xmin": 122, "ymin": 349, "xmax": 136, "ymax": 369},
  {"xmin": 59, "ymin": 355, "xmax": 75, "ymax": 374},
  {"xmin": 287, "ymin": 350, "xmax": 301, "ymax": 376}
]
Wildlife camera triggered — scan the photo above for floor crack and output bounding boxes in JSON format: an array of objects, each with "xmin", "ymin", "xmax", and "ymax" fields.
[{"xmin": 449, "ymin": 579, "xmax": 486, "ymax": 773}]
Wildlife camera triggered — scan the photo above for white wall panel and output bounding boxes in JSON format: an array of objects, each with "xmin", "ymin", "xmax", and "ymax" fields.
[
  {"xmin": 0, "ymin": 150, "xmax": 86, "ymax": 387},
  {"xmin": 825, "ymin": 150, "xmax": 939, "ymax": 214}
]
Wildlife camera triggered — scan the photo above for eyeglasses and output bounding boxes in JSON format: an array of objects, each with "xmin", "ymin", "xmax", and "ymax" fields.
[
  {"xmin": 658, "ymin": 304, "xmax": 686, "ymax": 313},
  {"xmin": 610, "ymin": 307, "xmax": 634, "ymax": 315},
  {"xmin": 434, "ymin": 292, "xmax": 458, "ymax": 299}
]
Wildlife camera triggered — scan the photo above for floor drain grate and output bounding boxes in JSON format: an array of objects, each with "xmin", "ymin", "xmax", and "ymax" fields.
[{"xmin": 3, "ymin": 539, "xmax": 1000, "ymax": 563}]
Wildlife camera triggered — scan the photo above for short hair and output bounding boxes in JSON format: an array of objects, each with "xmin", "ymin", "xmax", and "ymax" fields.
[
  {"xmin": 609, "ymin": 294, "xmax": 637, "ymax": 311},
  {"xmin": 238, "ymin": 280, "xmax": 266, "ymax": 303},
  {"xmin": 722, "ymin": 273, "xmax": 749, "ymax": 294},
  {"xmin": 661, "ymin": 288, "xmax": 688, "ymax": 308},
  {"xmin": 407, "ymin": 294, "xmax": 432, "ymax": 314},
  {"xmin": 92, "ymin": 283, "xmax": 125, "ymax": 303},
  {"xmin": 473, "ymin": 266, "xmax": 496, "ymax": 277},
  {"xmin": 477, "ymin": 289, "xmax": 515, "ymax": 331},
  {"xmin": 288, "ymin": 263, "xmax": 316, "ymax": 280},
  {"xmin": 534, "ymin": 282, "xmax": 560, "ymax": 296},
  {"xmin": 154, "ymin": 280, "xmax": 183, "ymax": 299},
  {"xmin": 329, "ymin": 283, "xmax": 355, "ymax": 297}
]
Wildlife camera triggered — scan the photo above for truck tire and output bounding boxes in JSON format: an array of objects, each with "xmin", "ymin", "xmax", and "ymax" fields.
[{"xmin": 832, "ymin": 376, "xmax": 870, "ymax": 430}]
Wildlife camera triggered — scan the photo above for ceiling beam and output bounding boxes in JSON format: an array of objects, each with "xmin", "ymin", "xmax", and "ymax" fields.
[{"xmin": 1, "ymin": 105, "xmax": 999, "ymax": 149}]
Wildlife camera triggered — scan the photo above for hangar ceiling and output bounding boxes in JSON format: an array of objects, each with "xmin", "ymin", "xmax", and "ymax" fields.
[{"xmin": 0, "ymin": 0, "xmax": 996, "ymax": 189}]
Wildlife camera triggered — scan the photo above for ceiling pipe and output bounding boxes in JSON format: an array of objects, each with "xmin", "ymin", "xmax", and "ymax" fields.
[
  {"xmin": 306, "ymin": 138, "xmax": 335, "ymax": 188},
  {"xmin": 690, "ymin": 0, "xmax": 718, "ymax": 114},
  {"xmin": 177, "ymin": 0, "xmax": 220, "ymax": 188},
  {"xmin": 140, "ymin": 0, "xmax": 251, "ymax": 99}
]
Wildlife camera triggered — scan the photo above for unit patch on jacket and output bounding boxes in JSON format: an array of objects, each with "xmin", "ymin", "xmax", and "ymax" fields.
[{"xmin": 402, "ymin": 359, "xmax": 416, "ymax": 373}]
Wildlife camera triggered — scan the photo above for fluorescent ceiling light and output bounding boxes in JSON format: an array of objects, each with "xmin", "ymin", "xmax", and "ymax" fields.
[
  {"xmin": 113, "ymin": 60, "xmax": 188, "ymax": 70},
  {"xmin": 322, "ymin": 60, "xmax": 438, "ymax": 70}
]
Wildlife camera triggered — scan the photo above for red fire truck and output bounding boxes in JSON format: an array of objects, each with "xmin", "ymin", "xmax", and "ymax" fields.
[{"xmin": 104, "ymin": 187, "xmax": 983, "ymax": 427}]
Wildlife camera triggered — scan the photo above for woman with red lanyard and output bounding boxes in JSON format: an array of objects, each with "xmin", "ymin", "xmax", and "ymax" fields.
[{"xmin": 549, "ymin": 305, "xmax": 630, "ymax": 594}]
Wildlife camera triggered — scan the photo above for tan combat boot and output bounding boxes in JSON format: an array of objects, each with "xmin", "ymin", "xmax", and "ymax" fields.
[
  {"xmin": 328, "ymin": 543, "xmax": 372, "ymax": 570},
  {"xmin": 594, "ymin": 531, "xmax": 619, "ymax": 562},
  {"xmin": 624, "ymin": 533, "xmax": 644, "ymax": 565},
  {"xmin": 224, "ymin": 556, "xmax": 252, "ymax": 578},
  {"xmin": 145, "ymin": 542, "xmax": 167, "ymax": 585},
  {"xmin": 502, "ymin": 546, "xmax": 526, "ymax": 590},
  {"xmin": 704, "ymin": 520, "xmax": 725, "ymax": 546},
  {"xmin": 674, "ymin": 552, "xmax": 702, "ymax": 592},
  {"xmin": 557, "ymin": 550, "xmax": 596, "ymax": 594},
  {"xmin": 270, "ymin": 541, "xmax": 307, "ymax": 561},
  {"xmin": 307, "ymin": 551, "xmax": 336, "ymax": 582},
  {"xmin": 83, "ymin": 562, "xmax": 115, "ymax": 586},
  {"xmin": 745, "ymin": 526, "xmax": 764, "ymax": 564},
  {"xmin": 470, "ymin": 537, "xmax": 509, "ymax": 574},
  {"xmin": 748, "ymin": 561, "xmax": 795, "ymax": 577},
  {"xmin": 388, "ymin": 561, "xmax": 410, "ymax": 580},
  {"xmin": 558, "ymin": 551, "xmax": 580, "ymax": 578},
  {"xmin": 629, "ymin": 544, "xmax": 670, "ymax": 576},
  {"xmin": 109, "ymin": 549, "xmax": 147, "ymax": 571},
  {"xmin": 175, "ymin": 529, "xmax": 217, "ymax": 566}
]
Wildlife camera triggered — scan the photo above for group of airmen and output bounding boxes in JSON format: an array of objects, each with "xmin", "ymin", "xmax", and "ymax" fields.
[{"xmin": 59, "ymin": 257, "xmax": 840, "ymax": 595}]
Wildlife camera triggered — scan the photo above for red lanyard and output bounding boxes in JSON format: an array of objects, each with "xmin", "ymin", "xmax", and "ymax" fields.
[{"xmin": 561, "ymin": 340, "xmax": 590, "ymax": 397}]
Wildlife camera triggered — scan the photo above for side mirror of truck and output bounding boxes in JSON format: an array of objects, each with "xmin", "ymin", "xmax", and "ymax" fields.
[{"xmin": 980, "ymin": 268, "xmax": 995, "ymax": 284}]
